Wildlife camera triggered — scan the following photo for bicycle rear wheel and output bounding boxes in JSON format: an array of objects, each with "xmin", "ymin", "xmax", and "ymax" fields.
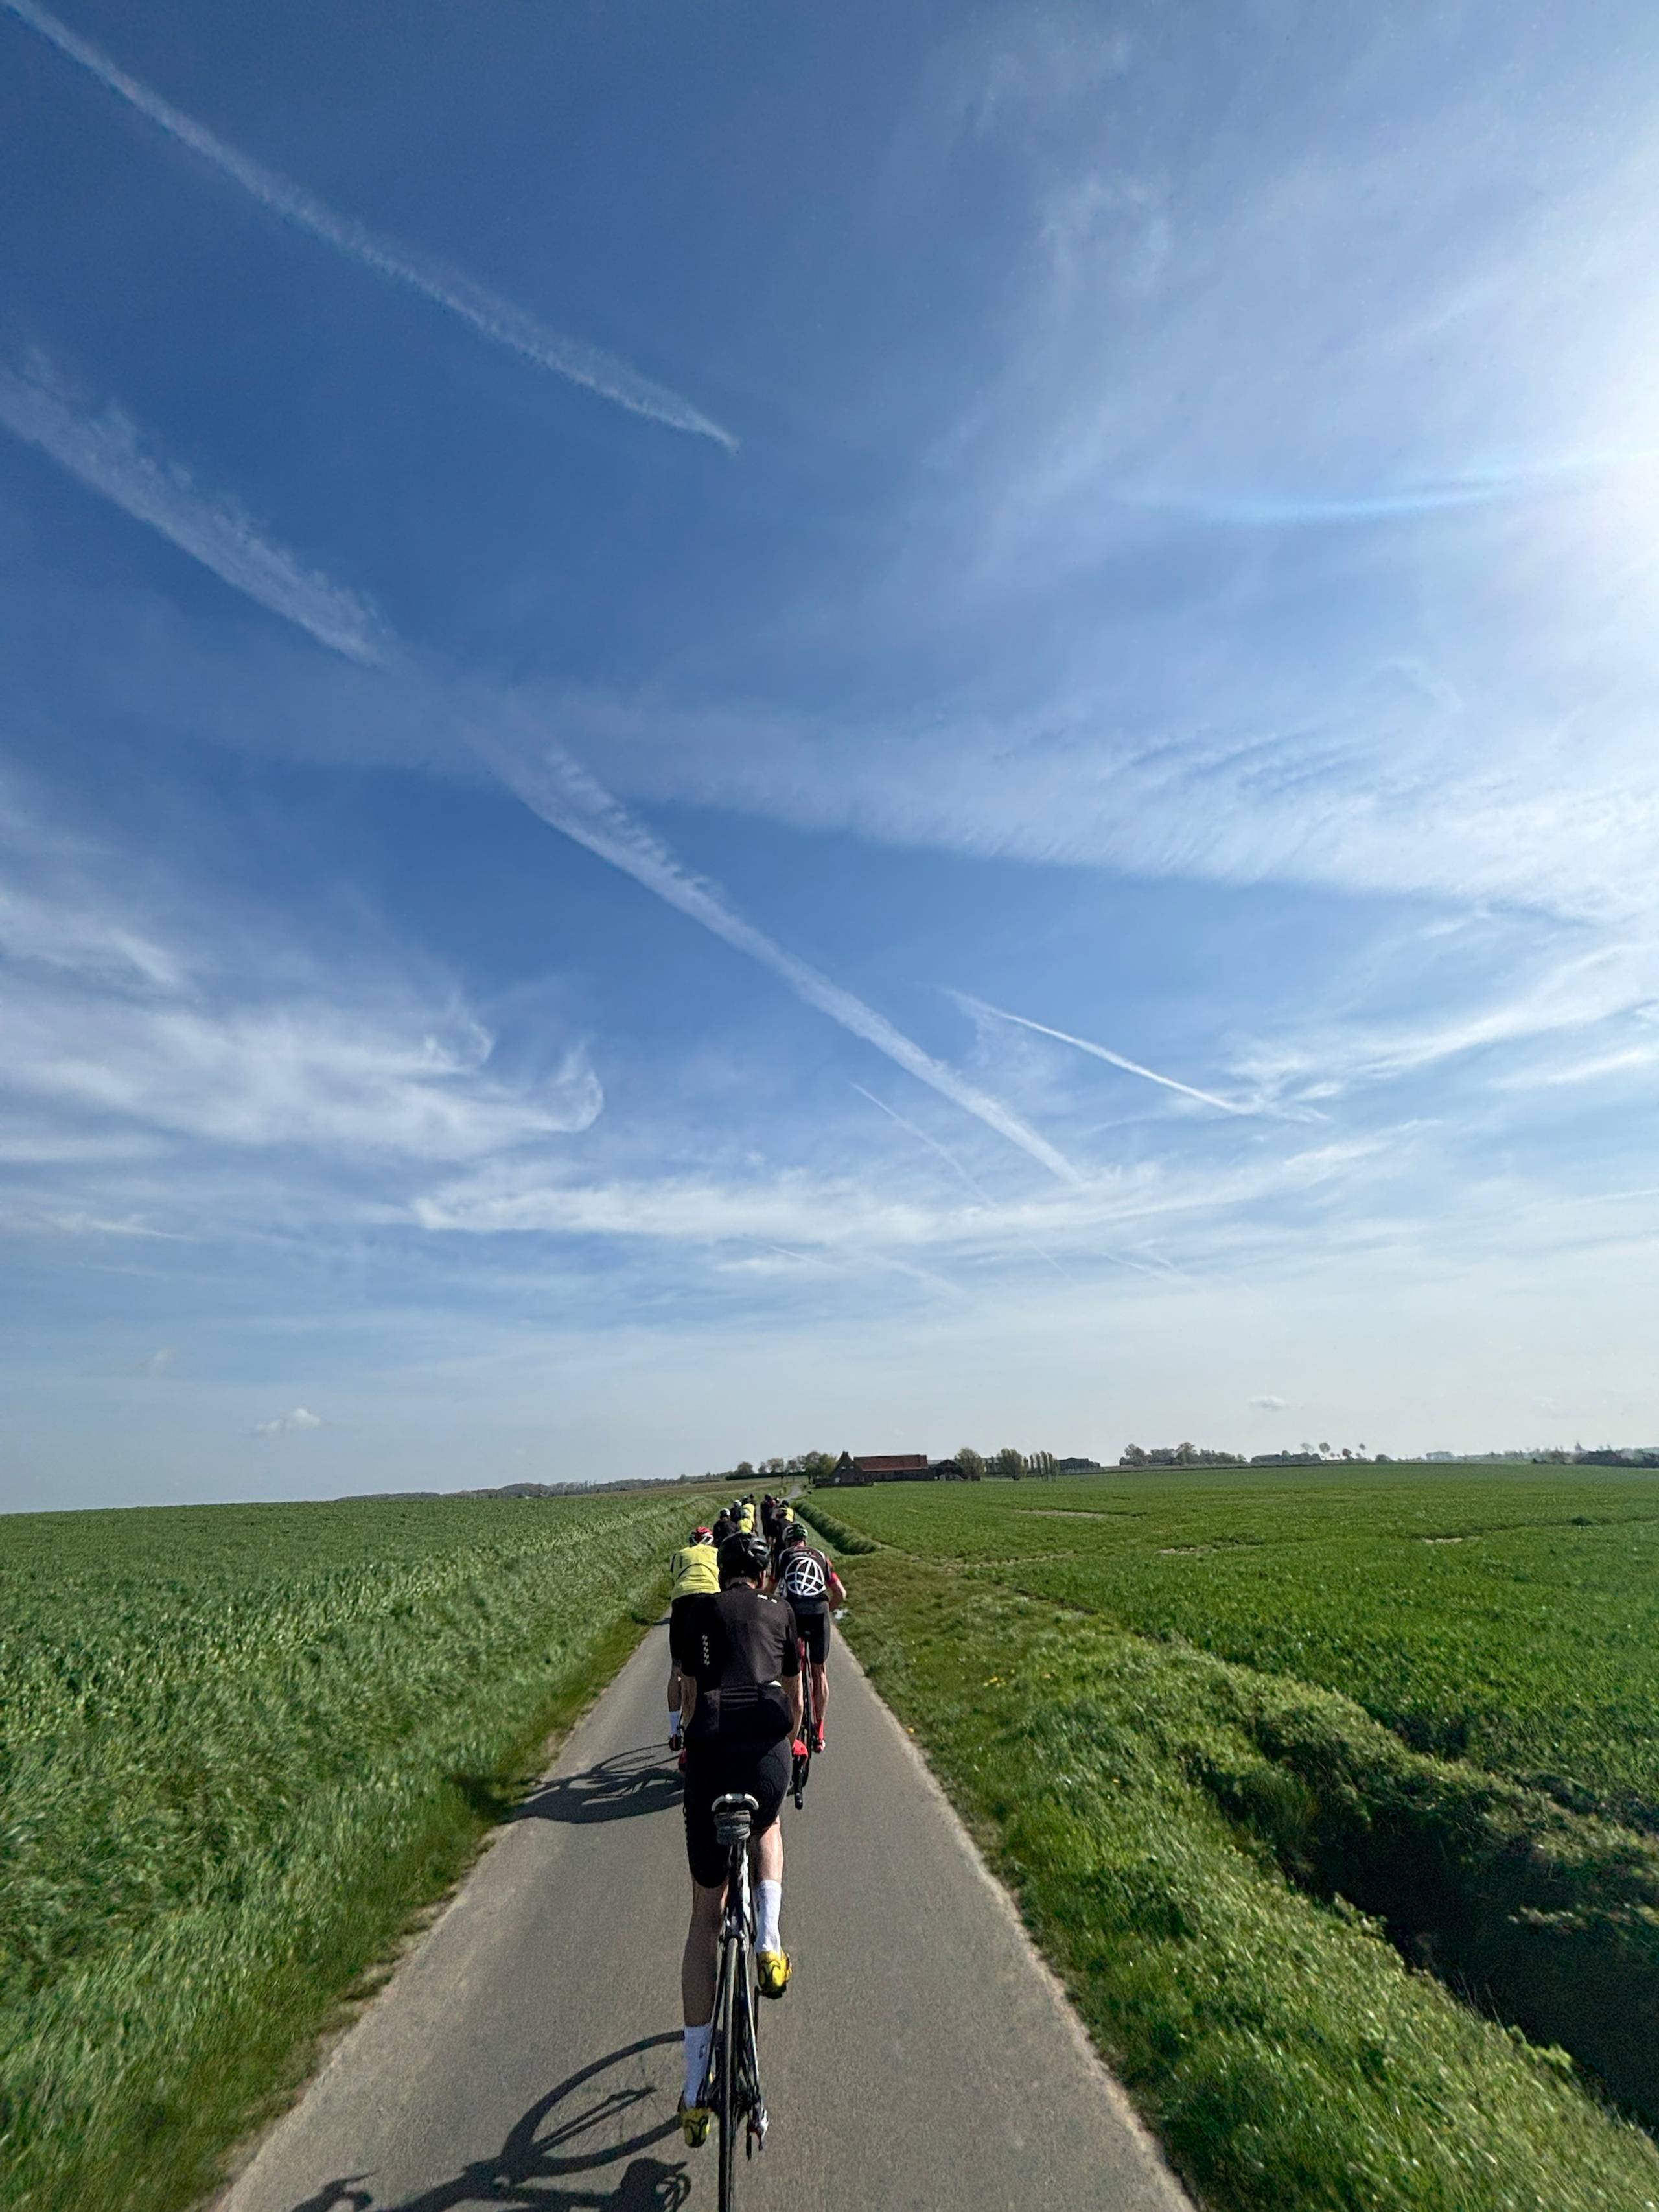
[
  {"xmin": 716, "ymin": 1929, "xmax": 742, "ymax": 2212},
  {"xmin": 793, "ymin": 1641, "xmax": 815, "ymax": 1807}
]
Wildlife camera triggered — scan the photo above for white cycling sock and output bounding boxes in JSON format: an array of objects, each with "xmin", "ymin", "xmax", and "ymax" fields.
[
  {"xmin": 683, "ymin": 2021, "xmax": 713, "ymax": 2107},
  {"xmin": 755, "ymin": 1878, "xmax": 783, "ymax": 1953}
]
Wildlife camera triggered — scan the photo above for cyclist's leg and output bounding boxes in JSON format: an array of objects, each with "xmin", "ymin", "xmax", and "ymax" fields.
[
  {"xmin": 667, "ymin": 1596, "xmax": 685, "ymax": 1745},
  {"xmin": 803, "ymin": 1609, "xmax": 831, "ymax": 1746},
  {"xmin": 748, "ymin": 1738, "xmax": 791, "ymax": 1991},
  {"xmin": 680, "ymin": 1745, "xmax": 732, "ymax": 2127}
]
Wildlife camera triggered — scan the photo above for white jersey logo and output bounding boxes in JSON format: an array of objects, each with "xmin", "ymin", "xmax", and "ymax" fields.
[{"xmin": 782, "ymin": 1550, "xmax": 828, "ymax": 1601}]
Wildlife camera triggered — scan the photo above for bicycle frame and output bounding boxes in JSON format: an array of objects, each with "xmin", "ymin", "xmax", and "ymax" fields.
[{"xmin": 704, "ymin": 1792, "xmax": 767, "ymax": 2209}]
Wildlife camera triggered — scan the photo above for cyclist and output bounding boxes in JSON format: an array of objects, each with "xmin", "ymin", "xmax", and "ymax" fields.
[
  {"xmin": 736, "ymin": 1496, "xmax": 757, "ymax": 1535},
  {"xmin": 774, "ymin": 1522, "xmax": 844, "ymax": 1754},
  {"xmin": 666, "ymin": 1526, "xmax": 721, "ymax": 1752},
  {"xmin": 760, "ymin": 1493, "xmax": 780, "ymax": 1544},
  {"xmin": 673, "ymin": 1529, "xmax": 803, "ymax": 2147}
]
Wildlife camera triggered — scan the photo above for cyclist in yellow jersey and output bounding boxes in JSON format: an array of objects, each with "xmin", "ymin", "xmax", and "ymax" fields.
[
  {"xmin": 666, "ymin": 1527, "xmax": 720, "ymax": 1752},
  {"xmin": 737, "ymin": 1498, "xmax": 757, "ymax": 1535}
]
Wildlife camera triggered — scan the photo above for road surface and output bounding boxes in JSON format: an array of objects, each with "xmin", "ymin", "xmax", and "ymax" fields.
[{"xmin": 219, "ymin": 1624, "xmax": 1190, "ymax": 2212}]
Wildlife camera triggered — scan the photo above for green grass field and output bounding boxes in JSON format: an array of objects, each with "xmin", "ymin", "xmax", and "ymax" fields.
[
  {"xmin": 805, "ymin": 1466, "xmax": 1659, "ymax": 2211},
  {"xmin": 0, "ymin": 1489, "xmax": 708, "ymax": 2212}
]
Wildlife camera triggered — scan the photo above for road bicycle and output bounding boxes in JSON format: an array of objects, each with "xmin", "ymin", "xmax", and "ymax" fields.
[{"xmin": 702, "ymin": 1791, "xmax": 768, "ymax": 2209}]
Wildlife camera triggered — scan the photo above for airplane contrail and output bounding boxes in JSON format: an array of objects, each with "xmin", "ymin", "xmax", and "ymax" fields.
[
  {"xmin": 464, "ymin": 722, "xmax": 1084, "ymax": 1184},
  {"xmin": 1, "ymin": 0, "xmax": 736, "ymax": 451},
  {"xmin": 0, "ymin": 358, "xmax": 388, "ymax": 664},
  {"xmin": 957, "ymin": 992, "xmax": 1252, "ymax": 1115},
  {"xmin": 0, "ymin": 367, "xmax": 1077, "ymax": 1182},
  {"xmin": 851, "ymin": 1082, "xmax": 1072, "ymax": 1275}
]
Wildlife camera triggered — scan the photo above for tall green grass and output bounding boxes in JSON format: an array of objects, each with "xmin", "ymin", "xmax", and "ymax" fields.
[
  {"xmin": 846, "ymin": 1548, "xmax": 1659, "ymax": 2211},
  {"xmin": 833, "ymin": 1467, "xmax": 1659, "ymax": 1828},
  {"xmin": 0, "ymin": 1491, "xmax": 708, "ymax": 2212}
]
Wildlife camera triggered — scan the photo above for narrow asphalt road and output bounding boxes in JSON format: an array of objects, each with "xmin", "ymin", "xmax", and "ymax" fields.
[{"xmin": 219, "ymin": 1624, "xmax": 1189, "ymax": 2212}]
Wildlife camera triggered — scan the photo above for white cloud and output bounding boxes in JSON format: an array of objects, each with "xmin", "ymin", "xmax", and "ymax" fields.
[
  {"xmin": 0, "ymin": 840, "xmax": 602, "ymax": 1180},
  {"xmin": 0, "ymin": 880, "xmax": 183, "ymax": 987},
  {"xmin": 1249, "ymin": 1393, "xmax": 1288, "ymax": 1411},
  {"xmin": 6, "ymin": 971, "xmax": 601, "ymax": 1159},
  {"xmin": 413, "ymin": 1136, "xmax": 1391, "ymax": 1264},
  {"xmin": 253, "ymin": 1405, "xmax": 322, "ymax": 1438},
  {"xmin": 1233, "ymin": 942, "xmax": 1659, "ymax": 1106}
]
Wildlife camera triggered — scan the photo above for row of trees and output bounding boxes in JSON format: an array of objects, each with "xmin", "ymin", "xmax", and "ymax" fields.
[
  {"xmin": 954, "ymin": 1448, "xmax": 1058, "ymax": 1480},
  {"xmin": 703, "ymin": 1449, "xmax": 1065, "ymax": 1484},
  {"xmin": 1120, "ymin": 1441, "xmax": 1373, "ymax": 1467}
]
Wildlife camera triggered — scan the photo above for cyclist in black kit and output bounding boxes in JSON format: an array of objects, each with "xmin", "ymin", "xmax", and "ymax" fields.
[
  {"xmin": 773, "ymin": 1522, "xmax": 846, "ymax": 1754},
  {"xmin": 671, "ymin": 1530, "xmax": 805, "ymax": 2147}
]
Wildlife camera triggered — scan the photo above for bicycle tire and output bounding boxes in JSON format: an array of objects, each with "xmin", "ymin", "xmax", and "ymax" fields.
[
  {"xmin": 794, "ymin": 1640, "xmax": 815, "ymax": 1807},
  {"xmin": 717, "ymin": 1927, "xmax": 741, "ymax": 2212}
]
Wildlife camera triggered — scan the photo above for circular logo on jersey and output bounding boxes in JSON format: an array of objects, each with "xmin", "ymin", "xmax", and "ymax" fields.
[{"xmin": 783, "ymin": 1552, "xmax": 828, "ymax": 1600}]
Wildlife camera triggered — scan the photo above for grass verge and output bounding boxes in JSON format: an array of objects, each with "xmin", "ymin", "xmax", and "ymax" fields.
[
  {"xmin": 843, "ymin": 1545, "xmax": 1659, "ymax": 2211},
  {"xmin": 793, "ymin": 1496, "xmax": 881, "ymax": 1554}
]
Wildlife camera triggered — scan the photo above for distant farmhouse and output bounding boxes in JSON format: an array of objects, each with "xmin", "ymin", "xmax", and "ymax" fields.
[{"xmin": 820, "ymin": 1451, "xmax": 976, "ymax": 1486}]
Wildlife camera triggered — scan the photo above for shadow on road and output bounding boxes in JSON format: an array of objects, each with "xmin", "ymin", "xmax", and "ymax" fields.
[
  {"xmin": 519, "ymin": 1747, "xmax": 680, "ymax": 1828},
  {"xmin": 289, "ymin": 2035, "xmax": 689, "ymax": 2212}
]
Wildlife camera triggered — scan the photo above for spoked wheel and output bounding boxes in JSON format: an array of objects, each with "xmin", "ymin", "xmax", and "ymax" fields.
[
  {"xmin": 793, "ymin": 1642, "xmax": 815, "ymax": 1808},
  {"xmin": 716, "ymin": 1933, "xmax": 741, "ymax": 2212}
]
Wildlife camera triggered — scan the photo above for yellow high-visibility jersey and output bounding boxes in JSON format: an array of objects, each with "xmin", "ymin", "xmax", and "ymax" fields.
[{"xmin": 669, "ymin": 1541, "xmax": 721, "ymax": 1598}]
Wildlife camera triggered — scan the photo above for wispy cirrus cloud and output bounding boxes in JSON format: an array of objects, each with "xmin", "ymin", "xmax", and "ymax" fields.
[
  {"xmin": 413, "ymin": 1135, "xmax": 1387, "ymax": 1259},
  {"xmin": 1234, "ymin": 944, "xmax": 1659, "ymax": 1106},
  {"xmin": 0, "ymin": 0, "xmax": 735, "ymax": 450},
  {"xmin": 0, "ymin": 368, "xmax": 1078, "ymax": 1187},
  {"xmin": 1, "ymin": 857, "xmax": 601, "ymax": 1167}
]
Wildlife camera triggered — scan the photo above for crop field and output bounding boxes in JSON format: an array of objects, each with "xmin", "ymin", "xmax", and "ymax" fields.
[
  {"xmin": 0, "ymin": 1489, "xmax": 707, "ymax": 2212},
  {"xmin": 806, "ymin": 1466, "xmax": 1659, "ymax": 2212}
]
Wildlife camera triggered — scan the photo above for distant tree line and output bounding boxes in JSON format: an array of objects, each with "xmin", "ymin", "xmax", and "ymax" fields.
[{"xmin": 953, "ymin": 1447, "xmax": 1060, "ymax": 1481}]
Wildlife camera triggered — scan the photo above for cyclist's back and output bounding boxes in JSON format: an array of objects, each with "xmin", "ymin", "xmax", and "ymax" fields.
[
  {"xmin": 775, "ymin": 1528, "xmax": 844, "ymax": 1752},
  {"xmin": 675, "ymin": 1531, "xmax": 802, "ymax": 2143}
]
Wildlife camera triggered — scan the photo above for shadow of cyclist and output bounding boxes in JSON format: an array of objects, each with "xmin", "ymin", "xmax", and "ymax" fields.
[
  {"xmin": 288, "ymin": 2033, "xmax": 688, "ymax": 2212},
  {"xmin": 516, "ymin": 1745, "xmax": 680, "ymax": 1828}
]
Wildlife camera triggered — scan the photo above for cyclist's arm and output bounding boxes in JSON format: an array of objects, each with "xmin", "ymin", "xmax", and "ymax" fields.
[
  {"xmin": 827, "ymin": 1567, "xmax": 847, "ymax": 1607},
  {"xmin": 680, "ymin": 1676, "xmax": 699, "ymax": 1730},
  {"xmin": 786, "ymin": 1673, "xmax": 803, "ymax": 1734}
]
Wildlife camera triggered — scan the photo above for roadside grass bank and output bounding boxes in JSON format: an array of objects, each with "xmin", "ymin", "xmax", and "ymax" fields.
[
  {"xmin": 836, "ymin": 1539, "xmax": 1659, "ymax": 2211},
  {"xmin": 833, "ymin": 1468, "xmax": 1659, "ymax": 1832},
  {"xmin": 792, "ymin": 1497, "xmax": 879, "ymax": 1554},
  {"xmin": 0, "ymin": 1491, "xmax": 708, "ymax": 2212}
]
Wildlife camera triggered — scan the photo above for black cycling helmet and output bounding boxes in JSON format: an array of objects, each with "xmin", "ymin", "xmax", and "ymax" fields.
[
  {"xmin": 718, "ymin": 1531, "xmax": 772, "ymax": 1586},
  {"xmin": 778, "ymin": 1520, "xmax": 806, "ymax": 1548}
]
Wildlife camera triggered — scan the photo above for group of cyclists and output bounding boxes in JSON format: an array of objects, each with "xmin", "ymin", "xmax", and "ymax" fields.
[{"xmin": 664, "ymin": 1493, "xmax": 848, "ymax": 2148}]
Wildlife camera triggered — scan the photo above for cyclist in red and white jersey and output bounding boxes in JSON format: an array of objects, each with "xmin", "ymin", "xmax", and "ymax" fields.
[{"xmin": 772, "ymin": 1522, "xmax": 845, "ymax": 1752}]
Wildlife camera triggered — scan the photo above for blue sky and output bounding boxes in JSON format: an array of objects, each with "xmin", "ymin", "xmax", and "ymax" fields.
[{"xmin": 4, "ymin": 0, "xmax": 1659, "ymax": 1509}]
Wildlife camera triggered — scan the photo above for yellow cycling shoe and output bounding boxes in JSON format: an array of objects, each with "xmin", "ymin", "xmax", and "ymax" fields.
[
  {"xmin": 756, "ymin": 1948, "xmax": 791, "ymax": 1999},
  {"xmin": 677, "ymin": 2096, "xmax": 712, "ymax": 2148}
]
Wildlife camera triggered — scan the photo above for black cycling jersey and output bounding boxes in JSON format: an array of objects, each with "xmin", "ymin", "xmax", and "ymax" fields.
[
  {"xmin": 776, "ymin": 1543, "xmax": 834, "ymax": 1614},
  {"xmin": 671, "ymin": 1584, "xmax": 799, "ymax": 1744}
]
